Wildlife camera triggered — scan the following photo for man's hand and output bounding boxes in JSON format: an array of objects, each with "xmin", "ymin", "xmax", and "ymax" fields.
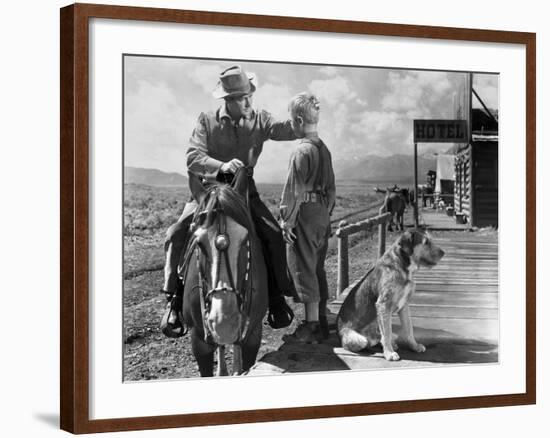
[{"xmin": 220, "ymin": 159, "xmax": 244, "ymax": 174}]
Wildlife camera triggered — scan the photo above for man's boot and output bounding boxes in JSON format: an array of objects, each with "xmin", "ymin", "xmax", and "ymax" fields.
[{"xmin": 160, "ymin": 279, "xmax": 187, "ymax": 338}]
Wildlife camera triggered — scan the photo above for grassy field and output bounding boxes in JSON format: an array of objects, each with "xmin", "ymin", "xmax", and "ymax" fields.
[
  {"xmin": 122, "ymin": 180, "xmax": 412, "ymax": 381},
  {"xmin": 123, "ymin": 180, "xmax": 403, "ymax": 237}
]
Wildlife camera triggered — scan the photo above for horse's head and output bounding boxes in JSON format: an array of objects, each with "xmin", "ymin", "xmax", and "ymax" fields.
[{"xmin": 188, "ymin": 169, "xmax": 254, "ymax": 345}]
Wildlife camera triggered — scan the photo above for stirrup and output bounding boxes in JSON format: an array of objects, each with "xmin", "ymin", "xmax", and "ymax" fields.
[
  {"xmin": 160, "ymin": 295, "xmax": 188, "ymax": 338},
  {"xmin": 266, "ymin": 298, "xmax": 294, "ymax": 329}
]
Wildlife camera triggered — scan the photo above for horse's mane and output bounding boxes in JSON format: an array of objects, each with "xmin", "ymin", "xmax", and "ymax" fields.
[{"xmin": 197, "ymin": 183, "xmax": 255, "ymax": 234}]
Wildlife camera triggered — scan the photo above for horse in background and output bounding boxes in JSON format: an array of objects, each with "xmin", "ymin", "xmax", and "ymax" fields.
[
  {"xmin": 180, "ymin": 169, "xmax": 268, "ymax": 376},
  {"xmin": 374, "ymin": 185, "xmax": 408, "ymax": 231}
]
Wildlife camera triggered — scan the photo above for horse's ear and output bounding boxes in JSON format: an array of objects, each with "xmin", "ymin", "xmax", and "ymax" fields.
[
  {"xmin": 231, "ymin": 167, "xmax": 249, "ymax": 198},
  {"xmin": 188, "ymin": 172, "xmax": 207, "ymax": 204}
]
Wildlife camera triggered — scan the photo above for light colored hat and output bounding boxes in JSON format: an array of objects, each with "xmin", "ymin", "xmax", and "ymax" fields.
[{"xmin": 212, "ymin": 65, "xmax": 257, "ymax": 99}]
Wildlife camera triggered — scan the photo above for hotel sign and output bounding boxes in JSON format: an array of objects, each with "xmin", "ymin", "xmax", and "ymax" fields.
[{"xmin": 413, "ymin": 119, "xmax": 468, "ymax": 143}]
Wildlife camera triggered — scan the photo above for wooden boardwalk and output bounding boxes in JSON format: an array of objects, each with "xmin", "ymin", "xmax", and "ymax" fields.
[
  {"xmin": 407, "ymin": 207, "xmax": 471, "ymax": 230},
  {"xmin": 249, "ymin": 232, "xmax": 499, "ymax": 375},
  {"xmin": 329, "ymin": 232, "xmax": 499, "ymax": 342},
  {"xmin": 404, "ymin": 233, "xmax": 498, "ymax": 343},
  {"xmin": 250, "ymin": 204, "xmax": 498, "ymax": 374}
]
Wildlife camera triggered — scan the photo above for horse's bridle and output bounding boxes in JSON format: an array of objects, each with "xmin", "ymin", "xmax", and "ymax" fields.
[{"xmin": 183, "ymin": 196, "xmax": 254, "ymax": 345}]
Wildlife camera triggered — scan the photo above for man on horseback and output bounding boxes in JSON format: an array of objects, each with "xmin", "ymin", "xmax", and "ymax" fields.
[{"xmin": 161, "ymin": 65, "xmax": 296, "ymax": 337}]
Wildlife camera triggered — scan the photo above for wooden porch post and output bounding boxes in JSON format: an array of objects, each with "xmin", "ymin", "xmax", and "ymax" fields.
[
  {"xmin": 378, "ymin": 206, "xmax": 386, "ymax": 258},
  {"xmin": 336, "ymin": 220, "xmax": 349, "ymax": 297},
  {"xmin": 414, "ymin": 142, "xmax": 419, "ymax": 227}
]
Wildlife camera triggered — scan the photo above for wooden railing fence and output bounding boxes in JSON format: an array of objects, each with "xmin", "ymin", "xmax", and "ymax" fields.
[{"xmin": 335, "ymin": 207, "xmax": 392, "ymax": 298}]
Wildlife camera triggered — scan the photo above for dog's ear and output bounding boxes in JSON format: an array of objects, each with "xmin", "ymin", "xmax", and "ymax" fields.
[
  {"xmin": 397, "ymin": 231, "xmax": 414, "ymax": 255},
  {"xmin": 398, "ymin": 231, "xmax": 412, "ymax": 248},
  {"xmin": 395, "ymin": 232, "xmax": 413, "ymax": 267}
]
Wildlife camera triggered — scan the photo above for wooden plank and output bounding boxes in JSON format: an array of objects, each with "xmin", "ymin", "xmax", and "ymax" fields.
[
  {"xmin": 417, "ymin": 276, "xmax": 498, "ymax": 285},
  {"xmin": 409, "ymin": 305, "xmax": 497, "ymax": 320},
  {"xmin": 434, "ymin": 241, "xmax": 498, "ymax": 246},
  {"xmin": 412, "ymin": 291, "xmax": 498, "ymax": 307},
  {"xmin": 415, "ymin": 270, "xmax": 498, "ymax": 275},
  {"xmin": 415, "ymin": 284, "xmax": 498, "ymax": 293},
  {"xmin": 422, "ymin": 260, "xmax": 497, "ymax": 265},
  {"xmin": 416, "ymin": 273, "xmax": 498, "ymax": 279},
  {"xmin": 428, "ymin": 259, "xmax": 498, "ymax": 264}
]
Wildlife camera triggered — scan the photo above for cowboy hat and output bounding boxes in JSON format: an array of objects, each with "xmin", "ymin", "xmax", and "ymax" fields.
[{"xmin": 212, "ymin": 65, "xmax": 257, "ymax": 99}]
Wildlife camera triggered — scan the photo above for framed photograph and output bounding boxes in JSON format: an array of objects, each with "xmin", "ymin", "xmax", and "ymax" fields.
[{"xmin": 60, "ymin": 3, "xmax": 536, "ymax": 433}]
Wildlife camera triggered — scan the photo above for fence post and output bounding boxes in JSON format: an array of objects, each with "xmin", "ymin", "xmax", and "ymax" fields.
[
  {"xmin": 378, "ymin": 206, "xmax": 386, "ymax": 258},
  {"xmin": 337, "ymin": 220, "xmax": 349, "ymax": 298}
]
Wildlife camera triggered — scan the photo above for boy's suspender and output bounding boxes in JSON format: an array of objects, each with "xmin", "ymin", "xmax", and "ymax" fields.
[{"xmin": 312, "ymin": 140, "xmax": 327, "ymax": 198}]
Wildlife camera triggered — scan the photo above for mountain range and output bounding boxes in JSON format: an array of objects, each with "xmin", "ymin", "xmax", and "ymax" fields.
[
  {"xmin": 125, "ymin": 167, "xmax": 188, "ymax": 186},
  {"xmin": 333, "ymin": 154, "xmax": 437, "ymax": 183},
  {"xmin": 125, "ymin": 154, "xmax": 438, "ymax": 186}
]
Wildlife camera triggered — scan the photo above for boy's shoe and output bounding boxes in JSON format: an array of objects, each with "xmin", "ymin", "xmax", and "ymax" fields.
[{"xmin": 282, "ymin": 320, "xmax": 325, "ymax": 344}]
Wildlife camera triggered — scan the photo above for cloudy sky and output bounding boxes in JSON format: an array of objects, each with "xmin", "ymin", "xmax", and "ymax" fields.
[{"xmin": 124, "ymin": 56, "xmax": 498, "ymax": 182}]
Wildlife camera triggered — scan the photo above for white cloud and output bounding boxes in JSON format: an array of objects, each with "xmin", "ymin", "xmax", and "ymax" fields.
[
  {"xmin": 186, "ymin": 63, "xmax": 225, "ymax": 95},
  {"xmin": 382, "ymin": 71, "xmax": 452, "ymax": 113},
  {"xmin": 253, "ymin": 82, "xmax": 294, "ymax": 120},
  {"xmin": 351, "ymin": 110, "xmax": 409, "ymax": 155},
  {"xmin": 125, "ymin": 79, "xmax": 195, "ymax": 173},
  {"xmin": 123, "ymin": 58, "xmax": 499, "ymax": 180},
  {"xmin": 473, "ymin": 74, "xmax": 499, "ymax": 110},
  {"xmin": 308, "ymin": 75, "xmax": 357, "ymax": 107},
  {"xmin": 319, "ymin": 66, "xmax": 339, "ymax": 77}
]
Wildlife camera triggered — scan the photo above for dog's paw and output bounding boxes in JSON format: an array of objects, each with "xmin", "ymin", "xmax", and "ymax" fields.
[
  {"xmin": 410, "ymin": 342, "xmax": 426, "ymax": 353},
  {"xmin": 384, "ymin": 351, "xmax": 401, "ymax": 361}
]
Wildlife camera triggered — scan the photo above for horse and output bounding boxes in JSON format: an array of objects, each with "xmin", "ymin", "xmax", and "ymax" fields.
[
  {"xmin": 374, "ymin": 185, "xmax": 408, "ymax": 231},
  {"xmin": 400, "ymin": 188, "xmax": 411, "ymax": 207},
  {"xmin": 179, "ymin": 168, "xmax": 268, "ymax": 376},
  {"xmin": 384, "ymin": 188, "xmax": 407, "ymax": 232}
]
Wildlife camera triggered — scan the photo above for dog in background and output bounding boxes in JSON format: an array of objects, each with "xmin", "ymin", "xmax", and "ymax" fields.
[{"xmin": 337, "ymin": 230, "xmax": 444, "ymax": 361}]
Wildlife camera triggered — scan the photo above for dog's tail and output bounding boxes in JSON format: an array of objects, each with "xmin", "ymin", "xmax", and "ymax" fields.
[{"xmin": 339, "ymin": 327, "xmax": 369, "ymax": 353}]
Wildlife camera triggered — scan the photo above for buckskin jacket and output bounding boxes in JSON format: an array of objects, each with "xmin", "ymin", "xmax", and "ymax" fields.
[{"xmin": 186, "ymin": 105, "xmax": 296, "ymax": 181}]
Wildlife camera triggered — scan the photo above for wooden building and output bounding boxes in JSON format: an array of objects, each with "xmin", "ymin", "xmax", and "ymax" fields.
[
  {"xmin": 454, "ymin": 109, "xmax": 498, "ymax": 227},
  {"xmin": 435, "ymin": 154, "xmax": 455, "ymax": 206}
]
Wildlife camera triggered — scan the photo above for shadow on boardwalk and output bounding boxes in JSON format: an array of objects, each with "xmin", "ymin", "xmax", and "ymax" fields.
[{"xmin": 249, "ymin": 321, "xmax": 498, "ymax": 376}]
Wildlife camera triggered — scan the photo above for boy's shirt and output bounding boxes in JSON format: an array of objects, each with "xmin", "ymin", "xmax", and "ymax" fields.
[{"xmin": 279, "ymin": 137, "xmax": 336, "ymax": 229}]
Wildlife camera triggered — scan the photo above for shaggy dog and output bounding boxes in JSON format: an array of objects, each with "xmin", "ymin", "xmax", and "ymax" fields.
[{"xmin": 337, "ymin": 230, "xmax": 444, "ymax": 361}]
